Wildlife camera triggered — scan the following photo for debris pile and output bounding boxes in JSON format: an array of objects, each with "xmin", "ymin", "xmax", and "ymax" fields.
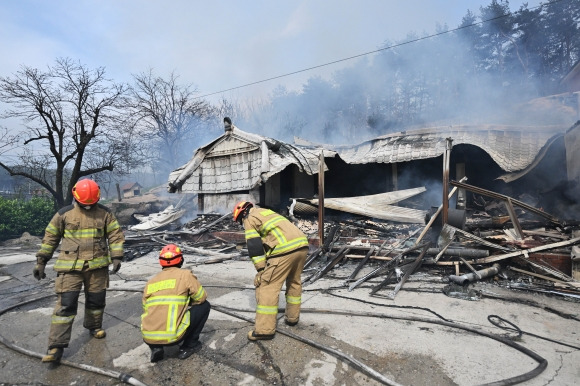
[
  {"xmin": 124, "ymin": 213, "xmax": 246, "ymax": 265},
  {"xmin": 122, "ymin": 181, "xmax": 580, "ymax": 302},
  {"xmin": 302, "ymin": 181, "xmax": 580, "ymax": 301}
]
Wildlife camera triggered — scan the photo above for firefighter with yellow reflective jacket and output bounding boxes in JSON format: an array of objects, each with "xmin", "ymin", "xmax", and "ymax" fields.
[
  {"xmin": 233, "ymin": 201, "xmax": 309, "ymax": 341},
  {"xmin": 33, "ymin": 179, "xmax": 125, "ymax": 363},
  {"xmin": 141, "ymin": 244, "xmax": 211, "ymax": 362}
]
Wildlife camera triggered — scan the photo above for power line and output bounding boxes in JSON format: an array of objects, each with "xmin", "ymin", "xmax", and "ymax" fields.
[{"xmin": 196, "ymin": 0, "xmax": 565, "ymax": 99}]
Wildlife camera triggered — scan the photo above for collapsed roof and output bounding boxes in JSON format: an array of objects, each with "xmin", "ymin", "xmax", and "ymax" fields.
[
  {"xmin": 168, "ymin": 125, "xmax": 333, "ymax": 194},
  {"xmin": 327, "ymin": 124, "xmax": 567, "ymax": 179},
  {"xmin": 168, "ymin": 122, "xmax": 569, "ymax": 194}
]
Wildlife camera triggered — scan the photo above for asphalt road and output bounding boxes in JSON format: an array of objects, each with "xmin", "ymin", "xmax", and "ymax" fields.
[{"xmin": 1, "ymin": 244, "xmax": 579, "ymax": 386}]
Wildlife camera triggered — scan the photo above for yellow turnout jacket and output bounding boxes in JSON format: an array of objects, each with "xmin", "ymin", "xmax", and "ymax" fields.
[
  {"xmin": 36, "ymin": 202, "xmax": 125, "ymax": 272},
  {"xmin": 243, "ymin": 207, "xmax": 309, "ymax": 271},
  {"xmin": 141, "ymin": 267, "xmax": 207, "ymax": 345}
]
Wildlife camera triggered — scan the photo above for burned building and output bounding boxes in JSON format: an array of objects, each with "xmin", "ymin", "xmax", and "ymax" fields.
[
  {"xmin": 167, "ymin": 64, "xmax": 580, "ymax": 222},
  {"xmin": 167, "ymin": 117, "xmax": 578, "ymax": 224},
  {"xmin": 329, "ymin": 123, "xmax": 576, "ymax": 218},
  {"xmin": 167, "ymin": 118, "xmax": 330, "ymax": 214}
]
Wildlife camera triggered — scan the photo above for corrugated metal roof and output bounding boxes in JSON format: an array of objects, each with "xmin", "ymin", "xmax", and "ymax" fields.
[
  {"xmin": 168, "ymin": 126, "xmax": 332, "ymax": 194},
  {"xmin": 169, "ymin": 123, "xmax": 569, "ymax": 195},
  {"xmin": 333, "ymin": 125, "xmax": 566, "ymax": 172}
]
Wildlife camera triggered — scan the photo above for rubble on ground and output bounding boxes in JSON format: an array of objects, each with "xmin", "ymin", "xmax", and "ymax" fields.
[
  {"xmin": 0, "ymin": 232, "xmax": 42, "ymax": 250},
  {"xmin": 121, "ymin": 182, "xmax": 580, "ymax": 303}
]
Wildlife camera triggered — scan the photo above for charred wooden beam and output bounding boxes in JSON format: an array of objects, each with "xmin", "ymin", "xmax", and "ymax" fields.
[
  {"xmin": 369, "ymin": 265, "xmax": 400, "ymax": 296},
  {"xmin": 508, "ymin": 266, "xmax": 573, "ymax": 285},
  {"xmin": 304, "ymin": 247, "xmax": 323, "ymax": 269},
  {"xmin": 448, "ymin": 225, "xmax": 515, "ymax": 252},
  {"xmin": 303, "ymin": 224, "xmax": 341, "ymax": 270},
  {"xmin": 318, "ymin": 150, "xmax": 325, "ymax": 245},
  {"xmin": 337, "ymin": 219, "xmax": 393, "ymax": 236},
  {"xmin": 304, "ymin": 246, "xmax": 351, "ymax": 284},
  {"xmin": 504, "ymin": 197, "xmax": 524, "ymax": 239},
  {"xmin": 474, "ymin": 237, "xmax": 580, "ymax": 264},
  {"xmin": 522, "ymin": 230, "xmax": 568, "ymax": 240},
  {"xmin": 348, "ymin": 242, "xmax": 428, "ymax": 291},
  {"xmin": 458, "ymin": 256, "xmax": 481, "ymax": 279},
  {"xmin": 187, "ymin": 213, "xmax": 231, "ymax": 235},
  {"xmin": 343, "ymin": 245, "xmax": 378, "ymax": 286},
  {"xmin": 450, "ymin": 180, "xmax": 560, "ymax": 224},
  {"xmin": 343, "ymin": 231, "xmax": 417, "ymax": 286},
  {"xmin": 383, "ymin": 243, "xmax": 431, "ymax": 299},
  {"xmin": 466, "ymin": 218, "xmax": 554, "ymax": 230},
  {"xmin": 151, "ymin": 236, "xmax": 239, "ymax": 260},
  {"xmin": 368, "ymin": 259, "xmax": 420, "ymax": 296},
  {"xmin": 442, "ymin": 138, "xmax": 452, "ymax": 225},
  {"xmin": 346, "ymin": 254, "xmax": 392, "ymax": 261},
  {"xmin": 323, "ymin": 224, "xmax": 341, "ymax": 252}
]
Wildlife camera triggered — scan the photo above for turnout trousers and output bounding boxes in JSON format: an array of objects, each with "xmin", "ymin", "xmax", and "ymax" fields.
[
  {"xmin": 255, "ymin": 247, "xmax": 308, "ymax": 335},
  {"xmin": 47, "ymin": 265, "xmax": 108, "ymax": 349},
  {"xmin": 147, "ymin": 301, "xmax": 212, "ymax": 350}
]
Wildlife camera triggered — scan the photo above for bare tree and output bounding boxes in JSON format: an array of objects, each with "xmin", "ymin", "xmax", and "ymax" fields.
[
  {"xmin": 0, "ymin": 127, "xmax": 14, "ymax": 156},
  {"xmin": 0, "ymin": 58, "xmax": 140, "ymax": 208},
  {"xmin": 126, "ymin": 70, "xmax": 217, "ymax": 175}
]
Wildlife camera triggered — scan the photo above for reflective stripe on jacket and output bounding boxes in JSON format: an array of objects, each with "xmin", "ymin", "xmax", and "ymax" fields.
[
  {"xmin": 243, "ymin": 207, "xmax": 308, "ymax": 270},
  {"xmin": 36, "ymin": 202, "xmax": 125, "ymax": 272},
  {"xmin": 141, "ymin": 267, "xmax": 207, "ymax": 345}
]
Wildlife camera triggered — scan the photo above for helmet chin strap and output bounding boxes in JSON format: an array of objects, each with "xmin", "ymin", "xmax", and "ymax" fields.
[
  {"xmin": 238, "ymin": 208, "xmax": 250, "ymax": 224},
  {"xmin": 74, "ymin": 200, "xmax": 92, "ymax": 210}
]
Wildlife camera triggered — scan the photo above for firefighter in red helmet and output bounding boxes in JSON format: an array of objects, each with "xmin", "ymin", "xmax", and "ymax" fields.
[
  {"xmin": 233, "ymin": 201, "xmax": 309, "ymax": 340},
  {"xmin": 141, "ymin": 244, "xmax": 211, "ymax": 362},
  {"xmin": 34, "ymin": 179, "xmax": 125, "ymax": 363}
]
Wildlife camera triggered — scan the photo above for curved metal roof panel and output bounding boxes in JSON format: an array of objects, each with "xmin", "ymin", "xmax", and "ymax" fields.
[{"xmin": 333, "ymin": 125, "xmax": 566, "ymax": 172}]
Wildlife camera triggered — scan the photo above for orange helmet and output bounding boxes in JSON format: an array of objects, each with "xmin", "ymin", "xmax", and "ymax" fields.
[
  {"xmin": 72, "ymin": 179, "xmax": 101, "ymax": 205},
  {"xmin": 233, "ymin": 201, "xmax": 253, "ymax": 222},
  {"xmin": 159, "ymin": 244, "xmax": 184, "ymax": 268}
]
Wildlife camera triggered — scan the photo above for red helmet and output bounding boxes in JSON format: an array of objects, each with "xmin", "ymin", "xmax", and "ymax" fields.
[
  {"xmin": 159, "ymin": 244, "xmax": 184, "ymax": 268},
  {"xmin": 72, "ymin": 179, "xmax": 101, "ymax": 205},
  {"xmin": 233, "ymin": 201, "xmax": 253, "ymax": 222}
]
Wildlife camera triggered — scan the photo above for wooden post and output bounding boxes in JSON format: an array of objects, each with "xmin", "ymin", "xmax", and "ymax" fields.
[
  {"xmin": 456, "ymin": 163, "xmax": 466, "ymax": 209},
  {"xmin": 442, "ymin": 138, "xmax": 453, "ymax": 225},
  {"xmin": 318, "ymin": 151, "xmax": 325, "ymax": 246},
  {"xmin": 116, "ymin": 183, "xmax": 122, "ymax": 202}
]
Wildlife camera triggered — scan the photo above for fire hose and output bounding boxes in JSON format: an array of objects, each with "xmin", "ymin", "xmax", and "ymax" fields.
[
  {"xmin": 117, "ymin": 286, "xmax": 550, "ymax": 386},
  {"xmin": 0, "ymin": 294, "xmax": 148, "ymax": 386},
  {"xmin": 0, "ymin": 285, "xmax": 556, "ymax": 386},
  {"xmin": 213, "ymin": 303, "xmax": 548, "ymax": 386}
]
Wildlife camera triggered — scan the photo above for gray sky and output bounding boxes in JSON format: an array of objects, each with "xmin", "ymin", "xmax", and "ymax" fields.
[{"xmin": 0, "ymin": 0, "xmax": 544, "ymax": 104}]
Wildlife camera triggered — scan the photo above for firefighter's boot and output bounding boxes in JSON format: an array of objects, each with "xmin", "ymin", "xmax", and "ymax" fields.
[
  {"xmin": 150, "ymin": 347, "xmax": 164, "ymax": 363},
  {"xmin": 247, "ymin": 330, "xmax": 275, "ymax": 341},
  {"xmin": 41, "ymin": 348, "xmax": 63, "ymax": 363},
  {"xmin": 285, "ymin": 317, "xmax": 299, "ymax": 326},
  {"xmin": 90, "ymin": 328, "xmax": 106, "ymax": 339}
]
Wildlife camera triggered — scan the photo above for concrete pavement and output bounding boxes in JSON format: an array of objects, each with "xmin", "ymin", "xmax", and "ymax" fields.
[{"xmin": 1, "ymin": 244, "xmax": 579, "ymax": 386}]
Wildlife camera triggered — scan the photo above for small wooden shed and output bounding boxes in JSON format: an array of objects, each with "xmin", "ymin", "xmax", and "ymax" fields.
[{"xmin": 121, "ymin": 182, "xmax": 143, "ymax": 198}]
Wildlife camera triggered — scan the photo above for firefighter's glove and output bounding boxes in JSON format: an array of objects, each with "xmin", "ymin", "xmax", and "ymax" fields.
[
  {"xmin": 33, "ymin": 264, "xmax": 46, "ymax": 281},
  {"xmin": 111, "ymin": 259, "xmax": 122, "ymax": 274},
  {"xmin": 254, "ymin": 268, "xmax": 264, "ymax": 287}
]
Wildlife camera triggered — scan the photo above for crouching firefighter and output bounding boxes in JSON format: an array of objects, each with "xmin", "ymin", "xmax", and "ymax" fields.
[
  {"xmin": 232, "ymin": 201, "xmax": 309, "ymax": 341},
  {"xmin": 141, "ymin": 244, "xmax": 211, "ymax": 362},
  {"xmin": 33, "ymin": 179, "xmax": 125, "ymax": 363}
]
